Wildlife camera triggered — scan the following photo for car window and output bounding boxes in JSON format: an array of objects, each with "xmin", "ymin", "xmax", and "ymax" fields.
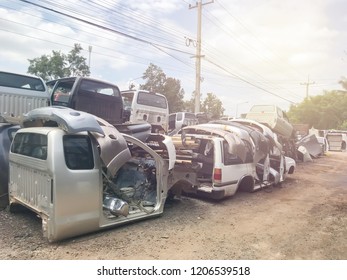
[
  {"xmin": 79, "ymin": 80, "xmax": 121, "ymax": 97},
  {"xmin": 137, "ymin": 91, "xmax": 167, "ymax": 109},
  {"xmin": 176, "ymin": 112, "xmax": 183, "ymax": 121},
  {"xmin": 63, "ymin": 135, "xmax": 94, "ymax": 170},
  {"xmin": 11, "ymin": 132, "xmax": 47, "ymax": 160},
  {"xmin": 223, "ymin": 141, "xmax": 243, "ymax": 165}
]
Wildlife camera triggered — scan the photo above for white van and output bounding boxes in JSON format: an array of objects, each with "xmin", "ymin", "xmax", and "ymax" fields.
[
  {"xmin": 168, "ymin": 112, "xmax": 198, "ymax": 133},
  {"xmin": 121, "ymin": 90, "xmax": 169, "ymax": 133},
  {"xmin": 0, "ymin": 71, "xmax": 49, "ymax": 123}
]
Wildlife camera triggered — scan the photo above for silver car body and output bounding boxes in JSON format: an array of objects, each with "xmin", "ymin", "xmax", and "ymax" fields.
[{"xmin": 9, "ymin": 107, "xmax": 176, "ymax": 242}]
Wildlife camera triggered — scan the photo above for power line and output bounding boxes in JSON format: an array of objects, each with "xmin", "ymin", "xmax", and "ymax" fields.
[
  {"xmin": 3, "ymin": 1, "xmax": 317, "ymax": 104},
  {"xmin": 204, "ymin": 57, "xmax": 296, "ymax": 104},
  {"xmin": 19, "ymin": 0, "xmax": 194, "ymax": 56}
]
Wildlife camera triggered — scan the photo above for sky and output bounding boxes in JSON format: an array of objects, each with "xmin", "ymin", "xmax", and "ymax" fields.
[{"xmin": 0, "ymin": 0, "xmax": 346, "ymax": 117}]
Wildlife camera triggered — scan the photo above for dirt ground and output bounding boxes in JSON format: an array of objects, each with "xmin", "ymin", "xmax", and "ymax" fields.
[{"xmin": 0, "ymin": 152, "xmax": 346, "ymax": 260}]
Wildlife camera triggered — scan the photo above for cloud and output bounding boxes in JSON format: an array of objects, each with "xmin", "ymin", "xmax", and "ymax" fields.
[{"xmin": 0, "ymin": 0, "xmax": 346, "ymax": 115}]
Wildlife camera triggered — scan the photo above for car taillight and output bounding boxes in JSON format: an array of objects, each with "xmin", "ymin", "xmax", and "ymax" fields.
[{"xmin": 213, "ymin": 168, "xmax": 222, "ymax": 183}]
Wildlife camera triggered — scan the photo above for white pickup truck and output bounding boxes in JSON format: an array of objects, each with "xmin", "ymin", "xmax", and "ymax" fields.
[
  {"xmin": 8, "ymin": 107, "xmax": 176, "ymax": 242},
  {"xmin": 0, "ymin": 71, "xmax": 49, "ymax": 123}
]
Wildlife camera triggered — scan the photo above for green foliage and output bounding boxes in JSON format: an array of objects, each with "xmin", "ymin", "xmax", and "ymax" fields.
[
  {"xmin": 141, "ymin": 63, "xmax": 166, "ymax": 93},
  {"xmin": 66, "ymin": 44, "xmax": 90, "ymax": 77},
  {"xmin": 338, "ymin": 120, "xmax": 347, "ymax": 130},
  {"xmin": 183, "ymin": 91, "xmax": 201, "ymax": 113},
  {"xmin": 27, "ymin": 43, "xmax": 90, "ymax": 81},
  {"xmin": 287, "ymin": 90, "xmax": 347, "ymax": 129},
  {"xmin": 139, "ymin": 63, "xmax": 226, "ymax": 116},
  {"xmin": 140, "ymin": 63, "xmax": 184, "ymax": 113},
  {"xmin": 164, "ymin": 77, "xmax": 185, "ymax": 113},
  {"xmin": 202, "ymin": 92, "xmax": 224, "ymax": 119}
]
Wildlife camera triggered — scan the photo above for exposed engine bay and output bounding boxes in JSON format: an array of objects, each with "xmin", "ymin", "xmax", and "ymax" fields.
[{"xmin": 102, "ymin": 148, "xmax": 158, "ymax": 218}]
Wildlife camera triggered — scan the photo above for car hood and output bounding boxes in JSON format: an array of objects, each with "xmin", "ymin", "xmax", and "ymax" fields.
[{"xmin": 22, "ymin": 106, "xmax": 105, "ymax": 135}]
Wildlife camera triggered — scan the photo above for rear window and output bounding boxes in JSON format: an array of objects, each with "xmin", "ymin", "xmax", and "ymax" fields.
[
  {"xmin": 137, "ymin": 91, "xmax": 167, "ymax": 109},
  {"xmin": 0, "ymin": 72, "xmax": 45, "ymax": 92},
  {"xmin": 11, "ymin": 132, "xmax": 47, "ymax": 160},
  {"xmin": 79, "ymin": 80, "xmax": 121, "ymax": 97},
  {"xmin": 63, "ymin": 135, "xmax": 94, "ymax": 170}
]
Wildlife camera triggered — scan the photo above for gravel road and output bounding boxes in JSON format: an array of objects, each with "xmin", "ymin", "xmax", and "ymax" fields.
[{"xmin": 0, "ymin": 152, "xmax": 346, "ymax": 260}]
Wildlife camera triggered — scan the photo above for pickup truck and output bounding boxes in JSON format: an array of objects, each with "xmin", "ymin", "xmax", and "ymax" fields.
[
  {"xmin": 0, "ymin": 71, "xmax": 49, "ymax": 123},
  {"xmin": 8, "ymin": 107, "xmax": 176, "ymax": 242},
  {"xmin": 47, "ymin": 77, "xmax": 151, "ymax": 141}
]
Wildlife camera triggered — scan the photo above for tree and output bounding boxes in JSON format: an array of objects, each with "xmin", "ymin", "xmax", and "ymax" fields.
[
  {"xmin": 202, "ymin": 92, "xmax": 224, "ymax": 119},
  {"xmin": 183, "ymin": 91, "xmax": 201, "ymax": 112},
  {"xmin": 164, "ymin": 77, "xmax": 185, "ymax": 113},
  {"xmin": 140, "ymin": 63, "xmax": 224, "ymax": 116},
  {"xmin": 66, "ymin": 44, "xmax": 90, "ymax": 77},
  {"xmin": 27, "ymin": 43, "xmax": 90, "ymax": 81},
  {"xmin": 140, "ymin": 63, "xmax": 185, "ymax": 113},
  {"xmin": 27, "ymin": 51, "xmax": 67, "ymax": 81},
  {"xmin": 287, "ymin": 89, "xmax": 347, "ymax": 129},
  {"xmin": 141, "ymin": 63, "xmax": 166, "ymax": 93}
]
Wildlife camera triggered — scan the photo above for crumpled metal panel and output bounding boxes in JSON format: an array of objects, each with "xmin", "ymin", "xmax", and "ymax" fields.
[
  {"xmin": 91, "ymin": 125, "xmax": 131, "ymax": 177},
  {"xmin": 230, "ymin": 119, "xmax": 282, "ymax": 154},
  {"xmin": 207, "ymin": 121, "xmax": 270, "ymax": 163},
  {"xmin": 296, "ymin": 134, "xmax": 322, "ymax": 158},
  {"xmin": 181, "ymin": 125, "xmax": 247, "ymax": 162}
]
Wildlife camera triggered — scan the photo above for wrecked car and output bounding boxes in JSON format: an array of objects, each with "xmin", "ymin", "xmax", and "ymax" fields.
[
  {"xmin": 8, "ymin": 107, "xmax": 175, "ymax": 242},
  {"xmin": 245, "ymin": 105, "xmax": 297, "ymax": 160},
  {"xmin": 169, "ymin": 123, "xmax": 295, "ymax": 200},
  {"xmin": 228, "ymin": 118, "xmax": 296, "ymax": 179}
]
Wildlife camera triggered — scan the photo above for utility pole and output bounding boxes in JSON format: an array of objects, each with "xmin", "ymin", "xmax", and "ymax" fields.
[
  {"xmin": 189, "ymin": 0, "xmax": 214, "ymax": 114},
  {"xmin": 88, "ymin": 45, "xmax": 92, "ymax": 71},
  {"xmin": 301, "ymin": 75, "xmax": 315, "ymax": 99}
]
